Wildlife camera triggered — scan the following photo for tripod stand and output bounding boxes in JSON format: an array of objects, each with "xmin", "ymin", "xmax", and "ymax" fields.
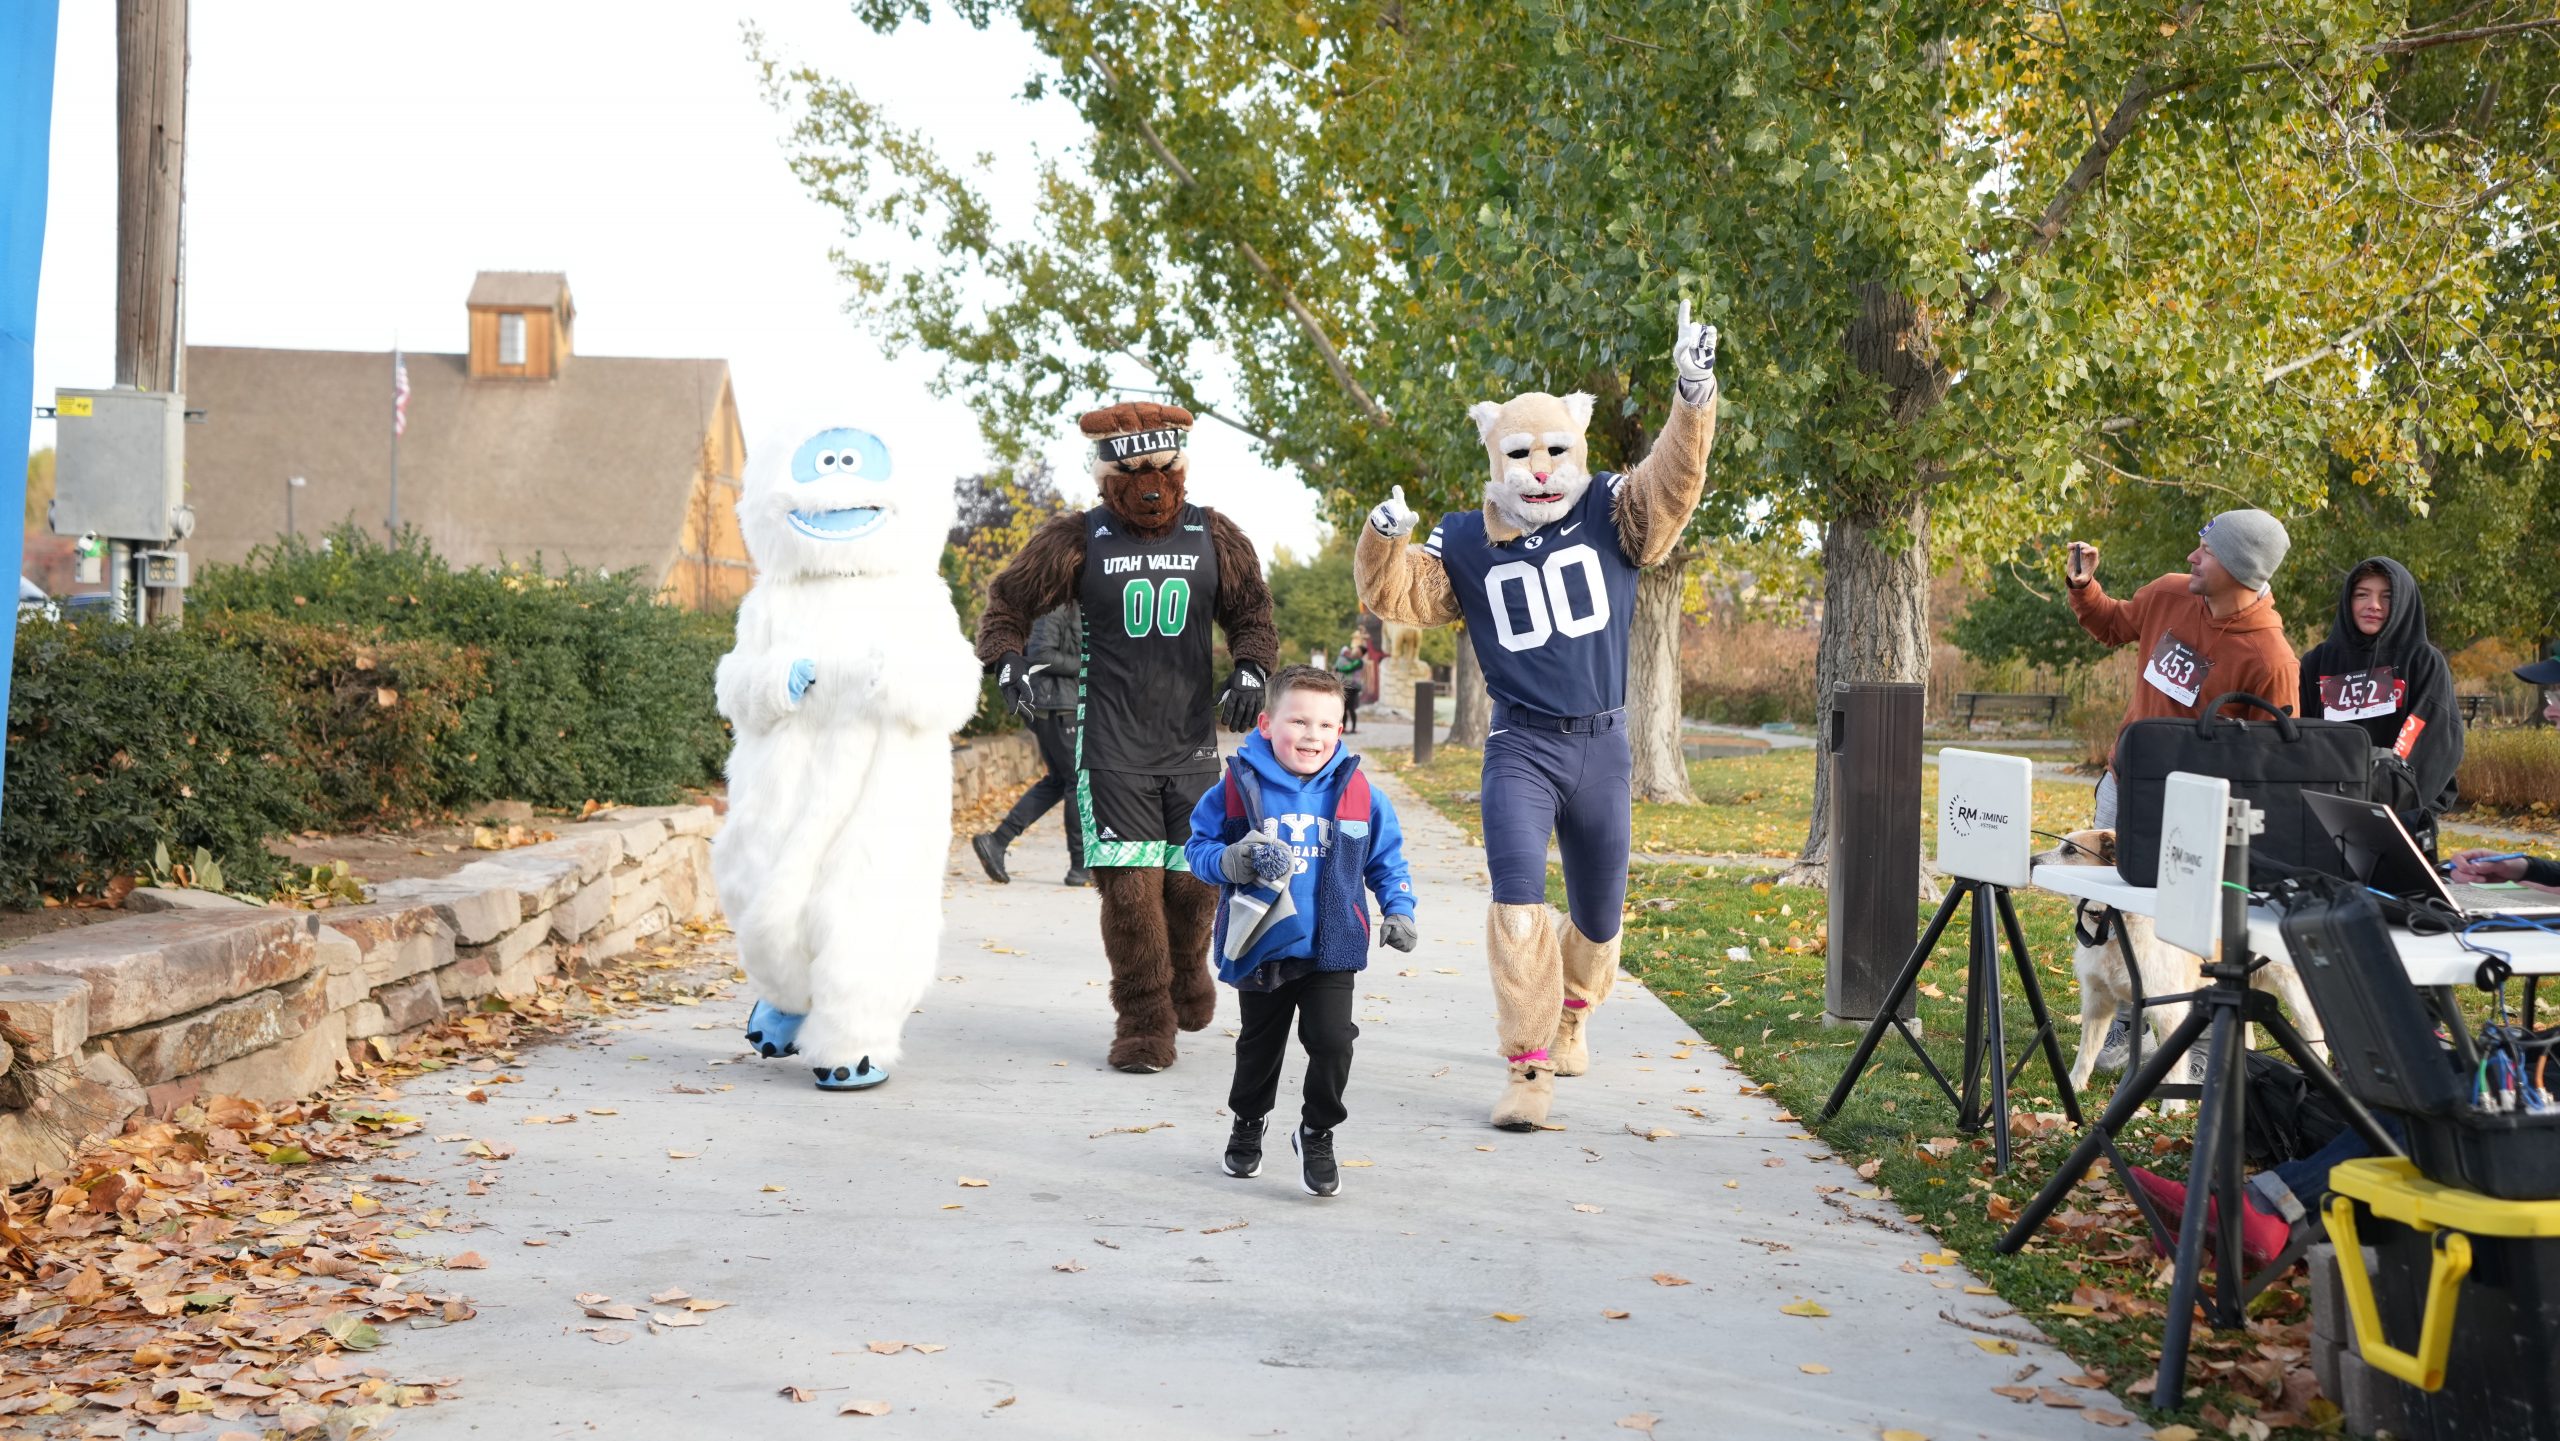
[
  {"xmin": 1822, "ymin": 877, "xmax": 2083, "ymax": 1174},
  {"xmin": 1994, "ymin": 801, "xmax": 2402, "ymax": 1409}
]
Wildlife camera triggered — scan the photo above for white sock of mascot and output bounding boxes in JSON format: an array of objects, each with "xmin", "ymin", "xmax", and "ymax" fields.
[
  {"xmin": 1356, "ymin": 305, "xmax": 1720, "ymax": 1130},
  {"xmin": 712, "ymin": 422, "xmax": 984, "ymax": 1091}
]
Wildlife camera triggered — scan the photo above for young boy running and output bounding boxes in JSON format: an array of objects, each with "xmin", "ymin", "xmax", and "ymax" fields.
[{"xmin": 1185, "ymin": 666, "xmax": 1417, "ymax": 1197}]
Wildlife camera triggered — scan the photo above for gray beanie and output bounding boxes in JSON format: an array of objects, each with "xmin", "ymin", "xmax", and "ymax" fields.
[{"xmin": 2201, "ymin": 509, "xmax": 2291, "ymax": 591}]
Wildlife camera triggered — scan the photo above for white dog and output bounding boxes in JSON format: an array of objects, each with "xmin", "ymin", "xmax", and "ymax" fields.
[
  {"xmin": 711, "ymin": 420, "xmax": 983, "ymax": 1091},
  {"xmin": 2038, "ymin": 829, "xmax": 2327, "ymax": 1113}
]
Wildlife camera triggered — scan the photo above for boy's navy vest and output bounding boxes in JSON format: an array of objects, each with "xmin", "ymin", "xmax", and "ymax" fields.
[{"xmin": 1209, "ymin": 755, "xmax": 1375, "ymax": 975}]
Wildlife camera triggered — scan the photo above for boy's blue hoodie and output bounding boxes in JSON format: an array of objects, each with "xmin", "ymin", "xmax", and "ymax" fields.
[{"xmin": 1184, "ymin": 731, "xmax": 1415, "ymax": 985}]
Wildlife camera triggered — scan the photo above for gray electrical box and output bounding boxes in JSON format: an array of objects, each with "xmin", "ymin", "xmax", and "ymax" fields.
[{"xmin": 50, "ymin": 388, "xmax": 194, "ymax": 544}]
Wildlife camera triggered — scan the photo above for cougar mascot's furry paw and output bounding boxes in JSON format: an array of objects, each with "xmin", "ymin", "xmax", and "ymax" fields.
[
  {"xmin": 1356, "ymin": 305, "xmax": 1721, "ymax": 1130},
  {"xmin": 975, "ymin": 403, "xmax": 1278, "ymax": 1073},
  {"xmin": 711, "ymin": 422, "xmax": 983, "ymax": 1092}
]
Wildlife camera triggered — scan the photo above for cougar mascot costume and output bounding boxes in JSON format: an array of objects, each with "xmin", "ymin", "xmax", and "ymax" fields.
[
  {"xmin": 1358, "ymin": 305, "xmax": 1720, "ymax": 1130},
  {"xmin": 713, "ymin": 422, "xmax": 983, "ymax": 1091},
  {"xmin": 976, "ymin": 403, "xmax": 1279, "ymax": 1072}
]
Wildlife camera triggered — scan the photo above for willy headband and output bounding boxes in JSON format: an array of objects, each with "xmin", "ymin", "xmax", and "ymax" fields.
[{"xmin": 1094, "ymin": 428, "xmax": 1189, "ymax": 463}]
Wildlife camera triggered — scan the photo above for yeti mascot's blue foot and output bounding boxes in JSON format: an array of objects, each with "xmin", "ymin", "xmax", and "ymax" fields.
[
  {"xmin": 744, "ymin": 999, "xmax": 806, "ymax": 1058},
  {"xmin": 813, "ymin": 1058, "xmax": 889, "ymax": 1091}
]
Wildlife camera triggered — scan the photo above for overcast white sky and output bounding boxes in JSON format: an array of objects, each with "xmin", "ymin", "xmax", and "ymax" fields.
[{"xmin": 29, "ymin": 2, "xmax": 1325, "ymax": 560}]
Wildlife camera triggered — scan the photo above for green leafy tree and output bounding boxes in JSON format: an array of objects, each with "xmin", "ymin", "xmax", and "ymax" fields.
[{"xmin": 768, "ymin": 1, "xmax": 2560, "ymax": 870}]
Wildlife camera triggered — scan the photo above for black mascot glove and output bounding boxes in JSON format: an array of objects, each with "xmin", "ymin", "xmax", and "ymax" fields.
[
  {"xmin": 1217, "ymin": 662, "xmax": 1267, "ymax": 733},
  {"xmin": 991, "ymin": 650, "xmax": 1042, "ymax": 719}
]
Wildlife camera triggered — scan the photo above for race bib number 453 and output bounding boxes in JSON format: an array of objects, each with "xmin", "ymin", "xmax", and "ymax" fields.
[
  {"xmin": 2320, "ymin": 667, "xmax": 2404, "ymax": 722},
  {"xmin": 2143, "ymin": 633, "xmax": 2214, "ymax": 708}
]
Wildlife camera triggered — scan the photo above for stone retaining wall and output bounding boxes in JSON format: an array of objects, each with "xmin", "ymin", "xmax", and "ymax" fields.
[
  {"xmin": 0, "ymin": 804, "xmax": 719, "ymax": 1184},
  {"xmin": 952, "ymin": 731, "xmax": 1043, "ymax": 811}
]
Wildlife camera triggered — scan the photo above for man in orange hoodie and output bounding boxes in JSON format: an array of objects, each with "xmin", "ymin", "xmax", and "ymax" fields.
[{"xmin": 2064, "ymin": 508, "xmax": 2299, "ymax": 832}]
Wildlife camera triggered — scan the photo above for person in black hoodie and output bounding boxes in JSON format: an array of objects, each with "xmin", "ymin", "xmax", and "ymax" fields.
[{"xmin": 2298, "ymin": 556, "xmax": 2465, "ymax": 855}]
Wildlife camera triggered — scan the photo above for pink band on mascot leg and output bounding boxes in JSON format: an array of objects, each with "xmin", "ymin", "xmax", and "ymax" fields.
[
  {"xmin": 1562, "ymin": 998, "xmax": 1588, "ymax": 1010},
  {"xmin": 1507, "ymin": 1048, "xmax": 1551, "ymax": 1064}
]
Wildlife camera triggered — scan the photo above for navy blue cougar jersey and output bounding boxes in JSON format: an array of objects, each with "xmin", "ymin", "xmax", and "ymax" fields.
[{"xmin": 1423, "ymin": 474, "xmax": 1640, "ymax": 719}]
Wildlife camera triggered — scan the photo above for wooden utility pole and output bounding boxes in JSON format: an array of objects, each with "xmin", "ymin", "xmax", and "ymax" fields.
[
  {"xmin": 116, "ymin": 0, "xmax": 185, "ymax": 393},
  {"xmin": 115, "ymin": 0, "xmax": 186, "ymax": 621}
]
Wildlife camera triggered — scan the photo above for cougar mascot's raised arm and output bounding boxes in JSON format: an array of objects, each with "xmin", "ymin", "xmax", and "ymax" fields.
[
  {"xmin": 976, "ymin": 403, "xmax": 1279, "ymax": 1073},
  {"xmin": 1357, "ymin": 305, "xmax": 1720, "ymax": 1131},
  {"xmin": 712, "ymin": 422, "xmax": 983, "ymax": 1092}
]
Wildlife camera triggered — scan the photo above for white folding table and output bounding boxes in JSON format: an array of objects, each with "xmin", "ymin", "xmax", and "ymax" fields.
[{"xmin": 2030, "ymin": 864, "xmax": 2560, "ymax": 985}]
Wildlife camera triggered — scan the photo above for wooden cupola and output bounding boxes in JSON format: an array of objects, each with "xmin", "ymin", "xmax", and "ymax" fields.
[{"xmin": 465, "ymin": 271, "xmax": 574, "ymax": 380}]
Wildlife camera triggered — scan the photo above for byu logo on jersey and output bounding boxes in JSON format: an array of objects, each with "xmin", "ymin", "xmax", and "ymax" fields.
[
  {"xmin": 1275, "ymin": 813, "xmax": 1327, "ymax": 846},
  {"xmin": 1523, "ymin": 534, "xmax": 1545, "ymax": 550}
]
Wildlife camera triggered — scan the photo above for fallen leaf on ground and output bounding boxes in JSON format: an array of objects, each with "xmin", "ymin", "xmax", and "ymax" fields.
[
  {"xmin": 2035, "ymin": 1388, "xmax": 2083, "ymax": 1409},
  {"xmin": 582, "ymin": 1326, "xmax": 633, "ymax": 1345},
  {"xmin": 868, "ymin": 1340, "xmax": 907, "ymax": 1355},
  {"xmin": 1962, "ymin": 1285, "xmax": 1995, "ymax": 1296},
  {"xmin": 1653, "ymin": 1273, "xmax": 1692, "ymax": 1287},
  {"xmin": 780, "ymin": 1387, "xmax": 814, "ymax": 1403},
  {"xmin": 2151, "ymin": 1428, "xmax": 2199, "ymax": 1441},
  {"xmin": 1572, "ymin": 1203, "xmax": 1604, "ymax": 1214},
  {"xmin": 2086, "ymin": 1411, "xmax": 2133, "ymax": 1428},
  {"xmin": 575, "ymin": 1292, "xmax": 611, "ymax": 1306},
  {"xmin": 1881, "ymin": 1431, "xmax": 1929, "ymax": 1441},
  {"xmin": 583, "ymin": 1303, "xmax": 641, "ymax": 1321},
  {"xmin": 1779, "ymin": 1299, "xmax": 1829, "ymax": 1318},
  {"xmin": 1490, "ymin": 1312, "xmax": 1526, "ymax": 1323},
  {"xmin": 1617, "ymin": 1414, "xmax": 1659, "ymax": 1436},
  {"xmin": 652, "ymin": 1312, "xmax": 704, "ymax": 1328},
  {"xmin": 667, "ymin": 1150, "xmax": 700, "ymax": 1159},
  {"xmin": 652, "ymin": 1287, "xmax": 691, "ymax": 1304},
  {"xmin": 910, "ymin": 1343, "xmax": 946, "ymax": 1354},
  {"xmin": 957, "ymin": 1177, "xmax": 990, "ymax": 1187},
  {"xmin": 587, "ymin": 1107, "xmax": 619, "ymax": 1116},
  {"xmin": 446, "ymin": 1251, "xmax": 487, "ymax": 1269},
  {"xmin": 1918, "ymin": 1251, "xmax": 1958, "ymax": 1267},
  {"xmin": 1973, "ymin": 1339, "xmax": 2018, "ymax": 1355},
  {"xmin": 1053, "ymin": 1260, "xmax": 1086, "ymax": 1273},
  {"xmin": 2060, "ymin": 1373, "xmax": 2109, "ymax": 1390},
  {"xmin": 1991, "ymin": 1386, "xmax": 2037, "ymax": 1402},
  {"xmin": 1340, "ymin": 1159, "xmax": 1375, "ymax": 1168},
  {"xmin": 1800, "ymin": 1363, "xmax": 1830, "ymax": 1375},
  {"xmin": 1603, "ymin": 1309, "xmax": 1631, "ymax": 1320},
  {"xmin": 841, "ymin": 1400, "xmax": 892, "ymax": 1417}
]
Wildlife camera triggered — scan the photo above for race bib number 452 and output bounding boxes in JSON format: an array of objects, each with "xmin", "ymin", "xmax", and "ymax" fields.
[
  {"xmin": 2320, "ymin": 667, "xmax": 2404, "ymax": 722},
  {"xmin": 2143, "ymin": 633, "xmax": 2214, "ymax": 708}
]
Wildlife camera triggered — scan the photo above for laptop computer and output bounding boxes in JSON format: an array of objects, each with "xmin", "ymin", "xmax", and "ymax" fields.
[{"xmin": 2302, "ymin": 790, "xmax": 2560, "ymax": 920}]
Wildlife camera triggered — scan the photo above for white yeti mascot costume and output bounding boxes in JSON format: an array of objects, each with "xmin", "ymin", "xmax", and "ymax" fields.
[{"xmin": 712, "ymin": 421, "xmax": 983, "ymax": 1091}]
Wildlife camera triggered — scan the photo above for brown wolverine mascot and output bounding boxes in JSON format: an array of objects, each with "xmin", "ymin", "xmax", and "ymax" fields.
[
  {"xmin": 1357, "ymin": 304, "xmax": 1719, "ymax": 1129},
  {"xmin": 976, "ymin": 403, "xmax": 1278, "ymax": 1072}
]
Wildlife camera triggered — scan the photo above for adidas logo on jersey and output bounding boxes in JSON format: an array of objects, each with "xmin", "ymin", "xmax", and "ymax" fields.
[
  {"xmin": 1094, "ymin": 525, "xmax": 1113, "ymax": 537},
  {"xmin": 1098, "ymin": 826, "xmax": 1121, "ymax": 840}
]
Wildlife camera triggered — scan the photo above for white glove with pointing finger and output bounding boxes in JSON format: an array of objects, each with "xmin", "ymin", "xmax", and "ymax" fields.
[
  {"xmin": 1674, "ymin": 299, "xmax": 1719, "ymax": 400},
  {"xmin": 1369, "ymin": 484, "xmax": 1419, "ymax": 538}
]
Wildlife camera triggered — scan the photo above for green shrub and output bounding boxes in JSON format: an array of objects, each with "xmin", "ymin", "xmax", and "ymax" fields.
[
  {"xmin": 2457, "ymin": 728, "xmax": 2560, "ymax": 815},
  {"xmin": 195, "ymin": 612, "xmax": 490, "ymax": 827},
  {"xmin": 193, "ymin": 527, "xmax": 730, "ymax": 807},
  {"xmin": 2, "ymin": 617, "xmax": 307, "ymax": 906}
]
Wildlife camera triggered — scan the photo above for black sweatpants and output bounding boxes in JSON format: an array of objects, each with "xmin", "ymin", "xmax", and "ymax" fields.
[
  {"xmin": 1228, "ymin": 969, "xmax": 1358, "ymax": 1131},
  {"xmin": 992, "ymin": 709, "xmax": 1083, "ymax": 869}
]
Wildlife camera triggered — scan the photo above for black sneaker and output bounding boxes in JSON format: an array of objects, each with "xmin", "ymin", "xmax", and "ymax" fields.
[
  {"xmin": 970, "ymin": 833, "xmax": 1010, "ymax": 884},
  {"xmin": 1222, "ymin": 1116, "xmax": 1267, "ymax": 1178},
  {"xmin": 1292, "ymin": 1124, "xmax": 1340, "ymax": 1197},
  {"xmin": 1062, "ymin": 867, "xmax": 1093, "ymax": 888}
]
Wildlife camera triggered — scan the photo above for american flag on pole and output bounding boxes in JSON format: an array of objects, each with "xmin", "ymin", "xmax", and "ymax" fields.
[{"xmin": 392, "ymin": 349, "xmax": 411, "ymax": 436}]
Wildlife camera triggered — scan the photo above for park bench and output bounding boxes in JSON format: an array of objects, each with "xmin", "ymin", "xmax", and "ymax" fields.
[
  {"xmin": 2458, "ymin": 693, "xmax": 2496, "ymax": 724},
  {"xmin": 1952, "ymin": 691, "xmax": 2064, "ymax": 730}
]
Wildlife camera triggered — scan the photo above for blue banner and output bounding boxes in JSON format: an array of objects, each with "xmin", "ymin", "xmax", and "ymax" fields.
[{"xmin": 0, "ymin": 2, "xmax": 61, "ymax": 819}]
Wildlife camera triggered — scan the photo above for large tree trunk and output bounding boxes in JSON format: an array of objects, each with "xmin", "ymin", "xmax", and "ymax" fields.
[
  {"xmin": 1781, "ymin": 500, "xmax": 1932, "ymax": 887},
  {"xmin": 1629, "ymin": 550, "xmax": 1698, "ymax": 804},
  {"xmin": 1446, "ymin": 625, "xmax": 1491, "ymax": 749}
]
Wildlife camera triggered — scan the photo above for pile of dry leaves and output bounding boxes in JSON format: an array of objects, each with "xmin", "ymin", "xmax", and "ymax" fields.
[{"xmin": 0, "ymin": 922, "xmax": 738, "ymax": 1439}]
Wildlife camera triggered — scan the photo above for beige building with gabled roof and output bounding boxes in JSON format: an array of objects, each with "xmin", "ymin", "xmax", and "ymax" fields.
[{"xmin": 180, "ymin": 271, "xmax": 751, "ymax": 609}]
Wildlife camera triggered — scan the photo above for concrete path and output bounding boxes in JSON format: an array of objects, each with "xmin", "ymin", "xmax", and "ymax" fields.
[{"xmin": 373, "ymin": 757, "xmax": 2101, "ymax": 1440}]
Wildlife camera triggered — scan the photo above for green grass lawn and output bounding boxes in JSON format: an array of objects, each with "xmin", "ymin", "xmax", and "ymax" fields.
[{"xmin": 1377, "ymin": 747, "xmax": 2504, "ymax": 1437}]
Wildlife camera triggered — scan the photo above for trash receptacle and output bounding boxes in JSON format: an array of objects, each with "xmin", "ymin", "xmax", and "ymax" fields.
[{"xmin": 1824, "ymin": 682, "xmax": 1923, "ymax": 1026}]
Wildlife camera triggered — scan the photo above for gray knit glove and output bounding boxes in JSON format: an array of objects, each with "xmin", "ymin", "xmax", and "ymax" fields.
[
  {"xmin": 1380, "ymin": 913, "xmax": 1418, "ymax": 952},
  {"xmin": 1218, "ymin": 820, "xmax": 1294, "ymax": 885}
]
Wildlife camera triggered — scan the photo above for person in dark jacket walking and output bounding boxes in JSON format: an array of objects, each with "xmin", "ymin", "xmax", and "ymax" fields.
[
  {"xmin": 1186, "ymin": 666, "xmax": 1417, "ymax": 1197},
  {"xmin": 972, "ymin": 601, "xmax": 1090, "ymax": 886},
  {"xmin": 2298, "ymin": 557, "xmax": 2465, "ymax": 855}
]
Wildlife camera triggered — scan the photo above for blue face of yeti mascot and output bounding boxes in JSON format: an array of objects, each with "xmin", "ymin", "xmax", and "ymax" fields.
[{"xmin": 741, "ymin": 422, "xmax": 950, "ymax": 582}]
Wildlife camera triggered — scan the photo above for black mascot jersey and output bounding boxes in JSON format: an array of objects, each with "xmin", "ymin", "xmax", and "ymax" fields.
[{"xmin": 1076, "ymin": 502, "xmax": 1221, "ymax": 774}]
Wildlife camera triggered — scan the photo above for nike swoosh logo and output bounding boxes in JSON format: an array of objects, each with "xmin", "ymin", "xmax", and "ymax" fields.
[{"xmin": 1561, "ymin": 522, "xmax": 1582, "ymax": 536}]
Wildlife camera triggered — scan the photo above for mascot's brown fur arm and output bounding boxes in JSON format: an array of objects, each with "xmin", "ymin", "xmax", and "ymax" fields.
[
  {"xmin": 1353, "ymin": 524, "xmax": 1464, "ymax": 628},
  {"xmin": 1610, "ymin": 386, "xmax": 1721, "ymax": 569},
  {"xmin": 1206, "ymin": 511, "xmax": 1281, "ymax": 671},
  {"xmin": 973, "ymin": 511, "xmax": 1089, "ymax": 665}
]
